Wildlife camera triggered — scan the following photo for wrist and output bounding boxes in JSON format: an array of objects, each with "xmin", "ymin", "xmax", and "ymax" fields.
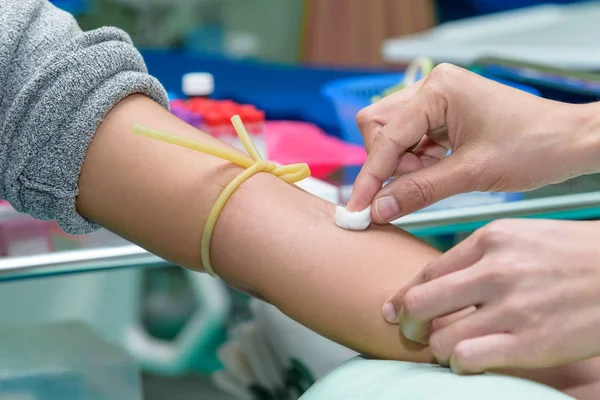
[{"xmin": 569, "ymin": 102, "xmax": 600, "ymax": 175}]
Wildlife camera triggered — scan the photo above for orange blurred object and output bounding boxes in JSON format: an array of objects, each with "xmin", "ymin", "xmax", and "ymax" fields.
[{"xmin": 301, "ymin": 0, "xmax": 436, "ymax": 68}]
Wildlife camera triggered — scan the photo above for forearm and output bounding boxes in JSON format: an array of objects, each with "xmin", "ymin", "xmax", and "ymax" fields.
[
  {"xmin": 213, "ymin": 175, "xmax": 440, "ymax": 360},
  {"xmin": 78, "ymin": 94, "xmax": 438, "ymax": 361}
]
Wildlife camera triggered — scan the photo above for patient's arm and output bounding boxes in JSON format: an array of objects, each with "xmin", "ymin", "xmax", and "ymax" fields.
[
  {"xmin": 77, "ymin": 95, "xmax": 600, "ymax": 396},
  {"xmin": 78, "ymin": 94, "xmax": 436, "ymax": 361}
]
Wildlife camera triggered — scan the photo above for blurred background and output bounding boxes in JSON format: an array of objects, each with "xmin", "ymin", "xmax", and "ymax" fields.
[{"xmin": 2, "ymin": 0, "xmax": 600, "ymax": 399}]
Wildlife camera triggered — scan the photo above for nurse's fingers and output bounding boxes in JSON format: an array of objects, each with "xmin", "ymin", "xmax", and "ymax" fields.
[
  {"xmin": 400, "ymin": 266, "xmax": 488, "ymax": 343},
  {"xmin": 347, "ymin": 81, "xmax": 426, "ymax": 211},
  {"xmin": 382, "ymin": 232, "xmax": 485, "ymax": 326},
  {"xmin": 370, "ymin": 150, "xmax": 476, "ymax": 223},
  {"xmin": 450, "ymin": 334, "xmax": 520, "ymax": 374},
  {"xmin": 356, "ymin": 79, "xmax": 425, "ymax": 154},
  {"xmin": 393, "ymin": 136, "xmax": 450, "ymax": 176},
  {"xmin": 430, "ymin": 306, "xmax": 505, "ymax": 366},
  {"xmin": 431, "ymin": 306, "xmax": 476, "ymax": 332},
  {"xmin": 349, "ymin": 73, "xmax": 459, "ymax": 214},
  {"xmin": 349, "ymin": 135, "xmax": 449, "ymax": 214}
]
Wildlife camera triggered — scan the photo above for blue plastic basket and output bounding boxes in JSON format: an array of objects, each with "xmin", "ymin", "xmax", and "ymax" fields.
[
  {"xmin": 323, "ymin": 74, "xmax": 405, "ymax": 145},
  {"xmin": 466, "ymin": 0, "xmax": 584, "ymax": 13},
  {"xmin": 48, "ymin": 0, "xmax": 89, "ymax": 14},
  {"xmin": 323, "ymin": 73, "xmax": 541, "ymax": 145}
]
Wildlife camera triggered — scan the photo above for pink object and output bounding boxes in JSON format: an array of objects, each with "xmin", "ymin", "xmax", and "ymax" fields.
[
  {"xmin": 0, "ymin": 211, "xmax": 55, "ymax": 257},
  {"xmin": 264, "ymin": 121, "xmax": 366, "ymax": 179},
  {"xmin": 0, "ymin": 201, "xmax": 83, "ymax": 256}
]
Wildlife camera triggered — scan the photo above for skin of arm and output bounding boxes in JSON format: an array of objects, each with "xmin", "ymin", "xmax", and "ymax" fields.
[
  {"xmin": 77, "ymin": 94, "xmax": 436, "ymax": 362},
  {"xmin": 77, "ymin": 95, "xmax": 600, "ymax": 396}
]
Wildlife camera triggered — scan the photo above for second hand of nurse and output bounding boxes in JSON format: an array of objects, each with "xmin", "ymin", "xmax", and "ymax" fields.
[{"xmin": 347, "ymin": 64, "xmax": 600, "ymax": 373}]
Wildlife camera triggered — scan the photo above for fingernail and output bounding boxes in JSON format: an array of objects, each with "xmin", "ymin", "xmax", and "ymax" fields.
[
  {"xmin": 401, "ymin": 313, "xmax": 430, "ymax": 344},
  {"xmin": 449, "ymin": 353, "xmax": 478, "ymax": 375},
  {"xmin": 382, "ymin": 302, "xmax": 399, "ymax": 324},
  {"xmin": 401, "ymin": 316, "xmax": 423, "ymax": 342},
  {"xmin": 437, "ymin": 357, "xmax": 450, "ymax": 368},
  {"xmin": 449, "ymin": 355, "xmax": 464, "ymax": 375},
  {"xmin": 375, "ymin": 196, "xmax": 400, "ymax": 221}
]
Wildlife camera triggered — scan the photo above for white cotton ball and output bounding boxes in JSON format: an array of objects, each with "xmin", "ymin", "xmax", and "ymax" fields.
[{"xmin": 335, "ymin": 205, "xmax": 372, "ymax": 231}]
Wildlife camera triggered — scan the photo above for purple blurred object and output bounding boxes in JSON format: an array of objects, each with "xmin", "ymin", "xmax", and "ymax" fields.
[{"xmin": 171, "ymin": 104, "xmax": 203, "ymax": 128}]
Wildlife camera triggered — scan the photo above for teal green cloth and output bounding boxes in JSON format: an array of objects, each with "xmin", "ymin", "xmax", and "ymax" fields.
[{"xmin": 302, "ymin": 358, "xmax": 573, "ymax": 399}]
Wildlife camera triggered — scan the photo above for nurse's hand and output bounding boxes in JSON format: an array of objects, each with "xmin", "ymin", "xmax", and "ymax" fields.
[
  {"xmin": 382, "ymin": 219, "xmax": 600, "ymax": 374},
  {"xmin": 347, "ymin": 63, "xmax": 600, "ymax": 222}
]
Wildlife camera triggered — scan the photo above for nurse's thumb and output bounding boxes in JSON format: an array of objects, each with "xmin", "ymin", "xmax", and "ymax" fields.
[{"xmin": 371, "ymin": 155, "xmax": 475, "ymax": 223}]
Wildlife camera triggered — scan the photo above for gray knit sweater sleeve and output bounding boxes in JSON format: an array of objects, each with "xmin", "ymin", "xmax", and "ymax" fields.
[{"xmin": 0, "ymin": 0, "xmax": 169, "ymax": 234}]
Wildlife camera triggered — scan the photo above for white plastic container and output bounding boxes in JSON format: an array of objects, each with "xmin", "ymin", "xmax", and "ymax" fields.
[{"xmin": 182, "ymin": 72, "xmax": 214, "ymax": 98}]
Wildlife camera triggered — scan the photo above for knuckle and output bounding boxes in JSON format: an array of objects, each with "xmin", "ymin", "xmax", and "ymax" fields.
[
  {"xmin": 402, "ymin": 177, "xmax": 436, "ymax": 209},
  {"xmin": 426, "ymin": 63, "xmax": 460, "ymax": 90},
  {"xmin": 500, "ymin": 297, "xmax": 529, "ymax": 322},
  {"xmin": 420, "ymin": 262, "xmax": 439, "ymax": 283},
  {"xmin": 356, "ymin": 106, "xmax": 376, "ymax": 131},
  {"xmin": 477, "ymin": 264, "xmax": 510, "ymax": 288},
  {"xmin": 380, "ymin": 124, "xmax": 413, "ymax": 153},
  {"xmin": 451, "ymin": 341, "xmax": 473, "ymax": 365},
  {"xmin": 431, "ymin": 62, "xmax": 459, "ymax": 77},
  {"xmin": 475, "ymin": 253, "xmax": 523, "ymax": 290},
  {"xmin": 477, "ymin": 220, "xmax": 511, "ymax": 247},
  {"xmin": 419, "ymin": 64, "xmax": 463, "ymax": 128},
  {"xmin": 363, "ymin": 169, "xmax": 390, "ymax": 192},
  {"xmin": 496, "ymin": 256, "xmax": 521, "ymax": 277},
  {"xmin": 427, "ymin": 63, "xmax": 451, "ymax": 82},
  {"xmin": 356, "ymin": 107, "xmax": 385, "ymax": 152}
]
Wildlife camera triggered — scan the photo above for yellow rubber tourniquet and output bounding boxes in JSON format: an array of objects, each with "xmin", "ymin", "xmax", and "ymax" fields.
[
  {"xmin": 371, "ymin": 57, "xmax": 435, "ymax": 103},
  {"xmin": 131, "ymin": 115, "xmax": 311, "ymax": 277}
]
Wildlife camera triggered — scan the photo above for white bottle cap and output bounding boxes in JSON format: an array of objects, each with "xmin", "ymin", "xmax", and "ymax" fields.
[{"xmin": 182, "ymin": 72, "xmax": 214, "ymax": 97}]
